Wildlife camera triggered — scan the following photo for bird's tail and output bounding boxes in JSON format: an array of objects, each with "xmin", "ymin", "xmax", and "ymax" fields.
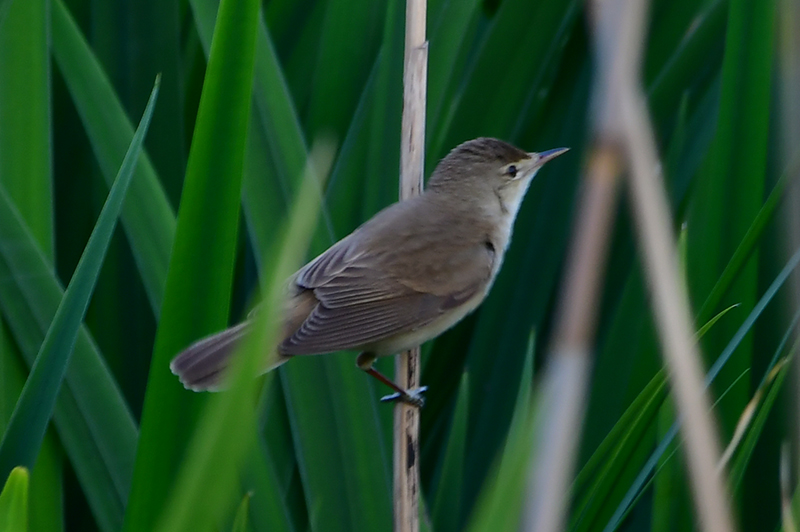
[{"xmin": 169, "ymin": 321, "xmax": 288, "ymax": 391}]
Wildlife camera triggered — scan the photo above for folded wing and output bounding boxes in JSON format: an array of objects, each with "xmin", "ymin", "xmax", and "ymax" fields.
[{"xmin": 280, "ymin": 203, "xmax": 494, "ymax": 355}]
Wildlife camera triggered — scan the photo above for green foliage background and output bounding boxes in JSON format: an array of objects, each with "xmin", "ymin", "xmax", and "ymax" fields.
[{"xmin": 0, "ymin": 0, "xmax": 796, "ymax": 530}]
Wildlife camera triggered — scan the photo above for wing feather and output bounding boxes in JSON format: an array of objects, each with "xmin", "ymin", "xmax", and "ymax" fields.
[
  {"xmin": 280, "ymin": 197, "xmax": 495, "ymax": 355},
  {"xmin": 281, "ymin": 294, "xmax": 440, "ymax": 354}
]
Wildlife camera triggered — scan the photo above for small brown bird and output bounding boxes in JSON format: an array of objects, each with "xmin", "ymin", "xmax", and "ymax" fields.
[{"xmin": 170, "ymin": 137, "xmax": 567, "ymax": 406}]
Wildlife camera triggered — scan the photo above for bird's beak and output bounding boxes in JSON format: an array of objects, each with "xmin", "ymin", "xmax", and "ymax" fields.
[{"xmin": 530, "ymin": 147, "xmax": 570, "ymax": 168}]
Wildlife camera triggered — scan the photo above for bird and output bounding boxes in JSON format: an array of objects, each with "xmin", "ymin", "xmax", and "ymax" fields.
[{"xmin": 170, "ymin": 137, "xmax": 568, "ymax": 406}]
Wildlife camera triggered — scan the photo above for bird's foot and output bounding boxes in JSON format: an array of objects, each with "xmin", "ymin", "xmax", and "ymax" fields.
[{"xmin": 380, "ymin": 386, "xmax": 428, "ymax": 408}]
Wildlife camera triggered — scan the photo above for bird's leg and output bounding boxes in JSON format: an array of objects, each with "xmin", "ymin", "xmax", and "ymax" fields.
[{"xmin": 356, "ymin": 352, "xmax": 428, "ymax": 408}]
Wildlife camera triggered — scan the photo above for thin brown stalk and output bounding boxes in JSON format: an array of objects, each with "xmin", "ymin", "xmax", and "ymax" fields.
[
  {"xmin": 522, "ymin": 0, "xmax": 633, "ymax": 529},
  {"xmin": 395, "ymin": 0, "xmax": 427, "ymax": 531},
  {"xmin": 618, "ymin": 2, "xmax": 734, "ymax": 531},
  {"xmin": 782, "ymin": 442, "xmax": 798, "ymax": 532},
  {"xmin": 779, "ymin": 0, "xmax": 800, "ymax": 467},
  {"xmin": 622, "ymin": 86, "xmax": 735, "ymax": 532},
  {"xmin": 522, "ymin": 146, "xmax": 621, "ymax": 532},
  {"xmin": 526, "ymin": 1, "xmax": 734, "ymax": 531}
]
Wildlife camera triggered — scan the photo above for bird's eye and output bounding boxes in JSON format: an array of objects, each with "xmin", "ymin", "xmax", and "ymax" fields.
[{"xmin": 507, "ymin": 165, "xmax": 517, "ymax": 178}]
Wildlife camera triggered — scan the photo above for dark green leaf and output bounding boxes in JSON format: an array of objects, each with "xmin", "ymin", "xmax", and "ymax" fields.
[
  {"xmin": 0, "ymin": 77, "xmax": 159, "ymax": 483},
  {"xmin": 51, "ymin": 0, "xmax": 175, "ymax": 313},
  {"xmin": 124, "ymin": 0, "xmax": 261, "ymax": 527}
]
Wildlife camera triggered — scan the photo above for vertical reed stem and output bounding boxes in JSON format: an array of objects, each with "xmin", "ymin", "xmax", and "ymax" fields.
[
  {"xmin": 395, "ymin": 0, "xmax": 427, "ymax": 531},
  {"xmin": 525, "ymin": 1, "xmax": 734, "ymax": 531},
  {"xmin": 779, "ymin": 0, "xmax": 800, "ymax": 463}
]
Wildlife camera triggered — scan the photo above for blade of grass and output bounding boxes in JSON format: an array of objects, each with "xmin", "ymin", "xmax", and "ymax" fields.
[
  {"xmin": 123, "ymin": 0, "xmax": 260, "ymax": 527},
  {"xmin": 232, "ymin": 7, "xmax": 398, "ymax": 531},
  {"xmin": 578, "ymin": 9, "xmax": 729, "ymax": 501},
  {"xmin": 273, "ymin": 68, "xmax": 396, "ymax": 532},
  {"xmin": 0, "ymin": 466, "xmax": 28, "ymax": 531},
  {"xmin": 725, "ymin": 357, "xmax": 791, "ymax": 487},
  {"xmin": 318, "ymin": 60, "xmax": 379, "ymax": 237},
  {"xmin": 647, "ymin": 0, "xmax": 728, "ymax": 119},
  {"xmin": 304, "ymin": 0, "xmax": 385, "ymax": 139},
  {"xmin": 274, "ymin": 1, "xmax": 325, "ymax": 116},
  {"xmin": 430, "ymin": 0, "xmax": 580, "ymax": 158},
  {"xmin": 190, "ymin": 8, "xmax": 395, "ymax": 532},
  {"xmin": 578, "ymin": 13, "xmax": 725, "ymax": 482},
  {"xmin": 279, "ymin": 352, "xmax": 393, "ymax": 532},
  {"xmin": 580, "ymin": 69, "xmax": 719, "ymax": 470},
  {"xmin": 153, "ymin": 140, "xmax": 333, "ymax": 532},
  {"xmin": 425, "ymin": 0, "xmax": 480, "ymax": 146},
  {"xmin": 581, "ymin": 111, "xmax": 792, "ymax": 532},
  {"xmin": 697, "ymin": 154, "xmax": 800, "ymax": 325},
  {"xmin": 686, "ymin": 0, "xmax": 776, "ymax": 436},
  {"xmin": 190, "ymin": 0, "xmax": 326, "ymax": 261},
  {"xmin": 126, "ymin": 0, "xmax": 186, "ymax": 208},
  {"xmin": 725, "ymin": 307, "xmax": 800, "ymax": 490},
  {"xmin": 0, "ymin": 186, "xmax": 137, "ymax": 532},
  {"xmin": 582, "ymin": 264, "xmax": 654, "ymax": 461},
  {"xmin": 0, "ymin": 1, "xmax": 60, "ymax": 529},
  {"xmin": 360, "ymin": 0, "xmax": 403, "ymax": 221},
  {"xmin": 0, "ymin": 0, "xmax": 11, "ymax": 27},
  {"xmin": 0, "ymin": 77, "xmax": 159, "ymax": 482},
  {"xmin": 570, "ymin": 371, "xmax": 668, "ymax": 531},
  {"xmin": 696, "ymin": 304, "xmax": 740, "ymax": 339},
  {"xmin": 613, "ymin": 314, "xmax": 800, "ymax": 531},
  {"xmin": 0, "ymin": 0, "xmax": 52, "ymax": 259},
  {"xmin": 575, "ymin": 298, "xmax": 739, "ymax": 511},
  {"xmin": 231, "ymin": 493, "xmax": 251, "ymax": 532},
  {"xmin": 651, "ymin": 393, "xmax": 683, "ymax": 532},
  {"xmin": 82, "ymin": 0, "xmax": 184, "ymax": 406},
  {"xmin": 781, "ymin": 444, "xmax": 798, "ymax": 532},
  {"xmin": 0, "ymin": 72, "xmax": 149, "ymax": 530},
  {"xmin": 51, "ymin": 0, "xmax": 175, "ymax": 314},
  {"xmin": 607, "ymin": 367, "xmax": 751, "ymax": 532},
  {"xmin": 603, "ymin": 245, "xmax": 800, "ymax": 531},
  {"xmin": 465, "ymin": 337, "xmax": 534, "ymax": 532},
  {"xmin": 241, "ymin": 437, "xmax": 297, "ymax": 532},
  {"xmin": 430, "ymin": 372, "xmax": 469, "ymax": 532},
  {"xmin": 0, "ymin": 334, "xmax": 62, "ymax": 532}
]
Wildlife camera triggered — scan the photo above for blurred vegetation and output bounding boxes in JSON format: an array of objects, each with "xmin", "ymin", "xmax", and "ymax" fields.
[{"xmin": 0, "ymin": 0, "xmax": 796, "ymax": 530}]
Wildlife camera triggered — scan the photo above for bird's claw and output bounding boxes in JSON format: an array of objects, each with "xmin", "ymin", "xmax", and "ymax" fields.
[{"xmin": 380, "ymin": 386, "xmax": 428, "ymax": 408}]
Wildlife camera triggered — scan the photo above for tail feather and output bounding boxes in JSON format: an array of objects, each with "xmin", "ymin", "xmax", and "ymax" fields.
[{"xmin": 170, "ymin": 322, "xmax": 287, "ymax": 391}]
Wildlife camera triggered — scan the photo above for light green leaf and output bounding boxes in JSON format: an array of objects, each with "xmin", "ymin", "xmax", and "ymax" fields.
[
  {"xmin": 231, "ymin": 493, "xmax": 251, "ymax": 532},
  {"xmin": 0, "ymin": 0, "xmax": 61, "ymax": 528},
  {"xmin": 154, "ymin": 141, "xmax": 334, "ymax": 532},
  {"xmin": 0, "ymin": 466, "xmax": 28, "ymax": 532}
]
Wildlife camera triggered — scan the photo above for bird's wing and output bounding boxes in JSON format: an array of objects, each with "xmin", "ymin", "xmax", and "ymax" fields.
[{"xmin": 280, "ymin": 206, "xmax": 494, "ymax": 355}]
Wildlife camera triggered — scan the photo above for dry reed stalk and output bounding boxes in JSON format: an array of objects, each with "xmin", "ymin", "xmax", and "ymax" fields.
[
  {"xmin": 522, "ymin": 146, "xmax": 621, "ymax": 532},
  {"xmin": 781, "ymin": 443, "xmax": 797, "ymax": 532},
  {"xmin": 395, "ymin": 0, "xmax": 427, "ymax": 531},
  {"xmin": 525, "ymin": 1, "xmax": 734, "ymax": 531},
  {"xmin": 621, "ymin": 72, "xmax": 735, "ymax": 532},
  {"xmin": 521, "ymin": 0, "xmax": 631, "ymax": 528},
  {"xmin": 612, "ymin": 0, "xmax": 734, "ymax": 529},
  {"xmin": 779, "ymin": 0, "xmax": 800, "ymax": 463}
]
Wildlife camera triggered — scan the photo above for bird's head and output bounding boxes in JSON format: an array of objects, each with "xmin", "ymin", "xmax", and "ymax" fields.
[{"xmin": 428, "ymin": 137, "xmax": 568, "ymax": 216}]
